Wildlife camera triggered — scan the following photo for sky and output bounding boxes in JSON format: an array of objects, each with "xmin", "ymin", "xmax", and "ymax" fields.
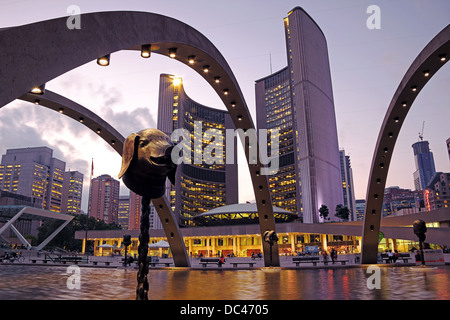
[{"xmin": 0, "ymin": 0, "xmax": 449, "ymax": 212}]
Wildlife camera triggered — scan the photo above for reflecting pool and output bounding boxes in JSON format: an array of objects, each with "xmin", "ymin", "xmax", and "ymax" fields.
[{"xmin": 0, "ymin": 265, "xmax": 449, "ymax": 300}]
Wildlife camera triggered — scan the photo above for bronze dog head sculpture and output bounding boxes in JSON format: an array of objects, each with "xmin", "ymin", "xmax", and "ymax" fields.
[{"xmin": 119, "ymin": 129, "xmax": 176, "ymax": 199}]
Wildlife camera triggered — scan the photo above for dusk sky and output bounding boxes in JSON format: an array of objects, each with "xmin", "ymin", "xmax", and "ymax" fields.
[{"xmin": 0, "ymin": 0, "xmax": 449, "ymax": 212}]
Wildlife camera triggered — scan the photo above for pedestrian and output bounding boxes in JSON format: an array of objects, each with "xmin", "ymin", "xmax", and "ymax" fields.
[
  {"xmin": 393, "ymin": 250, "xmax": 399, "ymax": 263},
  {"xmin": 331, "ymin": 248, "xmax": 337, "ymax": 264},
  {"xmin": 322, "ymin": 250, "xmax": 328, "ymax": 263},
  {"xmin": 388, "ymin": 250, "xmax": 394, "ymax": 263}
]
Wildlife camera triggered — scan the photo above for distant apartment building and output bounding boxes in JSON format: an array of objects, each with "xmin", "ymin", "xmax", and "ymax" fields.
[
  {"xmin": 127, "ymin": 191, "xmax": 160, "ymax": 230},
  {"xmin": 255, "ymin": 7, "xmax": 343, "ymax": 223},
  {"xmin": 339, "ymin": 150, "xmax": 356, "ymax": 221},
  {"xmin": 0, "ymin": 147, "xmax": 78, "ymax": 213},
  {"xmin": 61, "ymin": 170, "xmax": 83, "ymax": 214},
  {"xmin": 382, "ymin": 186, "xmax": 424, "ymax": 217},
  {"xmin": 355, "ymin": 199, "xmax": 366, "ymax": 221},
  {"xmin": 88, "ymin": 174, "xmax": 120, "ymax": 224},
  {"xmin": 118, "ymin": 195, "xmax": 130, "ymax": 229},
  {"xmin": 424, "ymin": 172, "xmax": 450, "ymax": 211}
]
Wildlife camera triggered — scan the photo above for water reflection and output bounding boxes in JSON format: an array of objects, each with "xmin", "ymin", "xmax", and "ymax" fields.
[{"xmin": 0, "ymin": 265, "xmax": 449, "ymax": 300}]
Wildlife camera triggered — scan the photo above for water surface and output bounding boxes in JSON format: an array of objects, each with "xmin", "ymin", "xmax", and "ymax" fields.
[{"xmin": 0, "ymin": 265, "xmax": 448, "ymax": 300}]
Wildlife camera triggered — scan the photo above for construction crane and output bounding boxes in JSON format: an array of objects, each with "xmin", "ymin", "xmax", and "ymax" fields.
[{"xmin": 419, "ymin": 121, "xmax": 425, "ymax": 141}]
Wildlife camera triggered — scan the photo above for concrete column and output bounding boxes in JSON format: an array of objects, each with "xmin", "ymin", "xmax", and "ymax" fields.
[
  {"xmin": 237, "ymin": 236, "xmax": 241, "ymax": 256},
  {"xmin": 290, "ymin": 233, "xmax": 296, "ymax": 253},
  {"xmin": 212, "ymin": 237, "xmax": 216, "ymax": 256},
  {"xmin": 321, "ymin": 234, "xmax": 328, "ymax": 252}
]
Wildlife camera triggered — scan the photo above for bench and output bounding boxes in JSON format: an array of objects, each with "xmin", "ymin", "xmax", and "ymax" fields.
[
  {"xmin": 381, "ymin": 253, "xmax": 413, "ymax": 263},
  {"xmin": 322, "ymin": 259, "xmax": 349, "ymax": 265},
  {"xmin": 59, "ymin": 256, "xmax": 86, "ymax": 264},
  {"xmin": 92, "ymin": 261, "xmax": 111, "ymax": 266},
  {"xmin": 292, "ymin": 256, "xmax": 320, "ymax": 266},
  {"xmin": 200, "ymin": 258, "xmax": 223, "ymax": 267},
  {"xmin": 231, "ymin": 262, "xmax": 256, "ymax": 268},
  {"xmin": 149, "ymin": 262, "xmax": 172, "ymax": 267}
]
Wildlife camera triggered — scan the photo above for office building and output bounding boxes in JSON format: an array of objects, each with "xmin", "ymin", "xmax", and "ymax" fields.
[
  {"xmin": 0, "ymin": 147, "xmax": 65, "ymax": 212},
  {"xmin": 355, "ymin": 199, "xmax": 366, "ymax": 221},
  {"xmin": 61, "ymin": 170, "xmax": 83, "ymax": 214},
  {"xmin": 412, "ymin": 140, "xmax": 436, "ymax": 190},
  {"xmin": 424, "ymin": 172, "xmax": 450, "ymax": 211},
  {"xmin": 339, "ymin": 150, "xmax": 357, "ymax": 221},
  {"xmin": 118, "ymin": 195, "xmax": 130, "ymax": 229},
  {"xmin": 255, "ymin": 7, "xmax": 343, "ymax": 223},
  {"xmin": 382, "ymin": 186, "xmax": 424, "ymax": 217},
  {"xmin": 119, "ymin": 192, "xmax": 160, "ymax": 230},
  {"xmin": 88, "ymin": 174, "xmax": 120, "ymax": 224},
  {"xmin": 157, "ymin": 74, "xmax": 238, "ymax": 226}
]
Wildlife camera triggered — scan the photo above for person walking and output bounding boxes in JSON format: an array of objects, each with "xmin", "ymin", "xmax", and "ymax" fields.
[
  {"xmin": 331, "ymin": 248, "xmax": 337, "ymax": 264},
  {"xmin": 322, "ymin": 250, "xmax": 328, "ymax": 264}
]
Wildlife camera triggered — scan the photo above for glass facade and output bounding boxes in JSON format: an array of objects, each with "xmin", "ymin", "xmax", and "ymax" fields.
[
  {"xmin": 158, "ymin": 74, "xmax": 238, "ymax": 226},
  {"xmin": 0, "ymin": 147, "xmax": 80, "ymax": 213},
  {"xmin": 412, "ymin": 140, "xmax": 436, "ymax": 191},
  {"xmin": 259, "ymin": 68, "xmax": 301, "ymax": 216},
  {"xmin": 255, "ymin": 8, "xmax": 343, "ymax": 223}
]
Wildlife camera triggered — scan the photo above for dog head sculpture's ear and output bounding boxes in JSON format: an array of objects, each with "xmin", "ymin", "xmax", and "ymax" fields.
[{"xmin": 118, "ymin": 133, "xmax": 140, "ymax": 179}]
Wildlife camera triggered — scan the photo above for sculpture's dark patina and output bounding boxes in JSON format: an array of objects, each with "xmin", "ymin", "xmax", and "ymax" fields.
[
  {"xmin": 119, "ymin": 128, "xmax": 176, "ymax": 300},
  {"xmin": 413, "ymin": 219, "xmax": 427, "ymax": 266}
]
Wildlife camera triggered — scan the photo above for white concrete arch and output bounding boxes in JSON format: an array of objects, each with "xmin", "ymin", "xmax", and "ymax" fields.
[
  {"xmin": 0, "ymin": 11, "xmax": 279, "ymax": 266},
  {"xmin": 361, "ymin": 24, "xmax": 450, "ymax": 264}
]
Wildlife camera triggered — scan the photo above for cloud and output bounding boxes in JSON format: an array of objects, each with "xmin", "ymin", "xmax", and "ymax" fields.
[{"xmin": 101, "ymin": 106, "xmax": 157, "ymax": 137}]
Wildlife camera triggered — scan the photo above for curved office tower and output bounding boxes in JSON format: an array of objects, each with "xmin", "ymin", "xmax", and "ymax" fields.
[
  {"xmin": 158, "ymin": 74, "xmax": 238, "ymax": 226},
  {"xmin": 412, "ymin": 140, "xmax": 436, "ymax": 191},
  {"xmin": 255, "ymin": 7, "xmax": 343, "ymax": 223}
]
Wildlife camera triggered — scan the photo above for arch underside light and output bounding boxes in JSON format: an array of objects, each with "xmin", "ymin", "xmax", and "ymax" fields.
[
  {"xmin": 0, "ymin": 11, "xmax": 279, "ymax": 266},
  {"xmin": 361, "ymin": 24, "xmax": 449, "ymax": 264}
]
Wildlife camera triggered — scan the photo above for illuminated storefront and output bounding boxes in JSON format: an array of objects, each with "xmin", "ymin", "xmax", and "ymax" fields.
[{"xmin": 76, "ymin": 208, "xmax": 450, "ymax": 258}]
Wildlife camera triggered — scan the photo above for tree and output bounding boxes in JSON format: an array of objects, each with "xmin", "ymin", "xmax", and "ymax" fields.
[
  {"xmin": 37, "ymin": 214, "xmax": 121, "ymax": 252},
  {"xmin": 335, "ymin": 204, "xmax": 350, "ymax": 221},
  {"xmin": 319, "ymin": 204, "xmax": 330, "ymax": 222}
]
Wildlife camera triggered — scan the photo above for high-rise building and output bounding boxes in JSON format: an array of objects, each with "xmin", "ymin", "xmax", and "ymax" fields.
[
  {"xmin": 412, "ymin": 140, "xmax": 436, "ymax": 191},
  {"xmin": 382, "ymin": 186, "xmax": 423, "ymax": 217},
  {"xmin": 61, "ymin": 170, "xmax": 83, "ymax": 214},
  {"xmin": 88, "ymin": 174, "xmax": 120, "ymax": 224},
  {"xmin": 118, "ymin": 195, "xmax": 130, "ymax": 229},
  {"xmin": 424, "ymin": 172, "xmax": 450, "ymax": 211},
  {"xmin": 0, "ymin": 147, "xmax": 66, "ymax": 212},
  {"xmin": 158, "ymin": 74, "xmax": 238, "ymax": 226},
  {"xmin": 121, "ymin": 191, "xmax": 160, "ymax": 230},
  {"xmin": 255, "ymin": 7, "xmax": 343, "ymax": 223},
  {"xmin": 355, "ymin": 199, "xmax": 366, "ymax": 221},
  {"xmin": 339, "ymin": 150, "xmax": 356, "ymax": 221}
]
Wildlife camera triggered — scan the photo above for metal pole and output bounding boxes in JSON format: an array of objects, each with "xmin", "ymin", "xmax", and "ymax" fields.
[
  {"xmin": 136, "ymin": 197, "xmax": 150, "ymax": 300},
  {"xmin": 419, "ymin": 240, "xmax": 426, "ymax": 266}
]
